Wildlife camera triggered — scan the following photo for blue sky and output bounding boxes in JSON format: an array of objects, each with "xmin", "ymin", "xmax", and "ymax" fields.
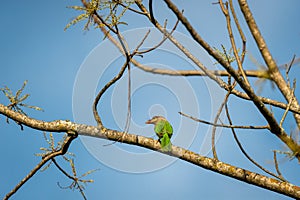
[{"xmin": 0, "ymin": 1, "xmax": 300, "ymax": 199}]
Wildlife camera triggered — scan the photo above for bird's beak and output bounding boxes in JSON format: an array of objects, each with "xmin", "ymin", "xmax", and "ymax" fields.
[{"xmin": 145, "ymin": 119, "xmax": 152, "ymax": 124}]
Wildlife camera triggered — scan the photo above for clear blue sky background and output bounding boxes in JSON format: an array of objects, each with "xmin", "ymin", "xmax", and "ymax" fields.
[{"xmin": 0, "ymin": 1, "xmax": 300, "ymax": 199}]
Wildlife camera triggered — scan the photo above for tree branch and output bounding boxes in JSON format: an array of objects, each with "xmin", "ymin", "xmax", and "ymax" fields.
[
  {"xmin": 179, "ymin": 111, "xmax": 269, "ymax": 130},
  {"xmin": 237, "ymin": 0, "xmax": 300, "ymax": 129},
  {"xmin": 219, "ymin": 0, "xmax": 249, "ymax": 85},
  {"xmin": 225, "ymin": 103, "xmax": 285, "ymax": 181},
  {"xmin": 86, "ymin": 2, "xmax": 300, "ymax": 118},
  {"xmin": 161, "ymin": 0, "xmax": 300, "ymax": 162},
  {"xmin": 1, "ymin": 103, "xmax": 300, "ymax": 198},
  {"xmin": 4, "ymin": 131, "xmax": 77, "ymax": 200},
  {"xmin": 229, "ymin": 0, "xmax": 246, "ymax": 63}
]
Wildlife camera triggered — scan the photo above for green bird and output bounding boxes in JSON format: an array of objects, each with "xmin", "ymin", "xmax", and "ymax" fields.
[{"xmin": 145, "ymin": 116, "xmax": 173, "ymax": 152}]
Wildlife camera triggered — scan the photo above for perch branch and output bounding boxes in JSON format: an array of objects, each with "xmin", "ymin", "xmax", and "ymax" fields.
[{"xmin": 0, "ymin": 103, "xmax": 300, "ymax": 198}]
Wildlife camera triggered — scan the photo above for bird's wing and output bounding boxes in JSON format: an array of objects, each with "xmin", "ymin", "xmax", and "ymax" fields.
[
  {"xmin": 165, "ymin": 121, "xmax": 173, "ymax": 138},
  {"xmin": 154, "ymin": 121, "xmax": 166, "ymax": 138}
]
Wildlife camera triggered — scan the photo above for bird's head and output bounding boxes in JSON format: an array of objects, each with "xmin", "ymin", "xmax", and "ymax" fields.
[{"xmin": 145, "ymin": 116, "xmax": 167, "ymax": 125}]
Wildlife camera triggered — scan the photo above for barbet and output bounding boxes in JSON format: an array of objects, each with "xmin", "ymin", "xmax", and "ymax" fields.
[{"xmin": 145, "ymin": 116, "xmax": 173, "ymax": 152}]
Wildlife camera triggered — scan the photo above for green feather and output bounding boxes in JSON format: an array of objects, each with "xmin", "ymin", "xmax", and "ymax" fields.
[
  {"xmin": 160, "ymin": 133, "xmax": 172, "ymax": 152},
  {"xmin": 153, "ymin": 119, "xmax": 173, "ymax": 152},
  {"xmin": 146, "ymin": 116, "xmax": 173, "ymax": 152},
  {"xmin": 154, "ymin": 120, "xmax": 173, "ymax": 139}
]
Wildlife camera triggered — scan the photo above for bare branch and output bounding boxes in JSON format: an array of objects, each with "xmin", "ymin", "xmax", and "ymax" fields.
[
  {"xmin": 93, "ymin": 61, "xmax": 128, "ymax": 126},
  {"xmin": 285, "ymin": 55, "xmax": 296, "ymax": 88},
  {"xmin": 237, "ymin": 0, "xmax": 300, "ymax": 128},
  {"xmin": 135, "ymin": 0, "xmax": 232, "ymax": 91},
  {"xmin": 211, "ymin": 89, "xmax": 231, "ymax": 159},
  {"xmin": 84, "ymin": 3, "xmax": 300, "ymax": 119},
  {"xmin": 52, "ymin": 158, "xmax": 93, "ymax": 200},
  {"xmin": 286, "ymin": 54, "xmax": 296, "ymax": 77},
  {"xmin": 225, "ymin": 103, "xmax": 285, "ymax": 181},
  {"xmin": 3, "ymin": 1, "xmax": 300, "ymax": 199},
  {"xmin": 1, "ymin": 103, "xmax": 300, "ymax": 198},
  {"xmin": 279, "ymin": 80, "xmax": 296, "ymax": 127},
  {"xmin": 229, "ymin": 0, "xmax": 246, "ymax": 63},
  {"xmin": 179, "ymin": 112, "xmax": 269, "ymax": 130},
  {"xmin": 161, "ymin": 0, "xmax": 300, "ymax": 162},
  {"xmin": 4, "ymin": 131, "xmax": 77, "ymax": 200},
  {"xmin": 114, "ymin": 25, "xmax": 132, "ymax": 133},
  {"xmin": 135, "ymin": 18, "xmax": 180, "ymax": 55},
  {"xmin": 273, "ymin": 151, "xmax": 286, "ymax": 181},
  {"xmin": 118, "ymin": 1, "xmax": 146, "ymax": 15},
  {"xmin": 149, "ymin": 0, "xmax": 155, "ymax": 23},
  {"xmin": 219, "ymin": 0, "xmax": 250, "ymax": 85}
]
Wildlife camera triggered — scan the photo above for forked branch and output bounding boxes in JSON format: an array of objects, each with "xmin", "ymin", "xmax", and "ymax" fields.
[{"xmin": 4, "ymin": 131, "xmax": 77, "ymax": 200}]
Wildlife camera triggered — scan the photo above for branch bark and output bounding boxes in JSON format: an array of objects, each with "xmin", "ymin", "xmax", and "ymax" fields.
[
  {"xmin": 237, "ymin": 0, "xmax": 300, "ymax": 129},
  {"xmin": 1, "ymin": 103, "xmax": 300, "ymax": 199}
]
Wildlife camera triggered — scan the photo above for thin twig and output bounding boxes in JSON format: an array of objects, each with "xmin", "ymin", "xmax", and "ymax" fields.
[
  {"xmin": 286, "ymin": 55, "xmax": 296, "ymax": 75},
  {"xmin": 279, "ymin": 80, "xmax": 296, "ymax": 127},
  {"xmin": 273, "ymin": 151, "xmax": 286, "ymax": 181},
  {"xmin": 92, "ymin": 62, "xmax": 128, "ymax": 126},
  {"xmin": 219, "ymin": 0, "xmax": 249, "ymax": 86},
  {"xmin": 4, "ymin": 132, "xmax": 77, "ymax": 200},
  {"xmin": 92, "ymin": 22, "xmax": 132, "ymax": 127},
  {"xmin": 52, "ymin": 158, "xmax": 87, "ymax": 200},
  {"xmin": 115, "ymin": 25, "xmax": 132, "ymax": 133},
  {"xmin": 118, "ymin": 1, "xmax": 146, "ymax": 15},
  {"xmin": 135, "ymin": 18, "xmax": 179, "ymax": 55},
  {"xmin": 179, "ymin": 111, "xmax": 269, "ymax": 130},
  {"xmin": 132, "ymin": 29, "xmax": 151, "ymax": 55},
  {"xmin": 229, "ymin": 0, "xmax": 246, "ymax": 63},
  {"xmin": 211, "ymin": 90, "xmax": 231, "ymax": 160},
  {"xmin": 225, "ymin": 103, "xmax": 286, "ymax": 181},
  {"xmin": 93, "ymin": 10, "xmax": 118, "ymax": 34},
  {"xmin": 285, "ymin": 54, "xmax": 296, "ymax": 88},
  {"xmin": 124, "ymin": 61, "xmax": 132, "ymax": 133}
]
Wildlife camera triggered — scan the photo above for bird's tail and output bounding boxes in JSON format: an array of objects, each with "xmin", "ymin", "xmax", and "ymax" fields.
[{"xmin": 160, "ymin": 133, "xmax": 172, "ymax": 152}]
